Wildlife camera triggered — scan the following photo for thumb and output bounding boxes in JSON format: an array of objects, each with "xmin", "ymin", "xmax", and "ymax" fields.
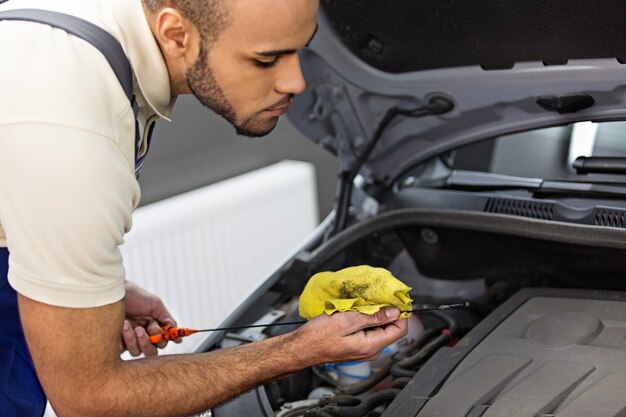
[
  {"xmin": 161, "ymin": 316, "xmax": 177, "ymax": 327},
  {"xmin": 351, "ymin": 307, "xmax": 401, "ymax": 332},
  {"xmin": 150, "ymin": 297, "xmax": 176, "ymax": 327}
]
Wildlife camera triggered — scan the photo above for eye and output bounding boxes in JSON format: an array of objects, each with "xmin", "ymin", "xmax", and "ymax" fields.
[{"xmin": 255, "ymin": 58, "xmax": 278, "ymax": 69}]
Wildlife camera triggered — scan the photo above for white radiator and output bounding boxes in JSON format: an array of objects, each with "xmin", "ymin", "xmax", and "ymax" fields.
[
  {"xmin": 120, "ymin": 160, "xmax": 318, "ymax": 355},
  {"xmin": 45, "ymin": 161, "xmax": 318, "ymax": 417}
]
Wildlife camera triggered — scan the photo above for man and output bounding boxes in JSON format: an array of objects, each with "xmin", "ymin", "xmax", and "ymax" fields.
[{"xmin": 0, "ymin": 0, "xmax": 408, "ymax": 416}]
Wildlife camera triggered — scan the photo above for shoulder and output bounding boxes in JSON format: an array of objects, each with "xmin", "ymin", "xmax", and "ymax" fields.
[{"xmin": 0, "ymin": 19, "xmax": 133, "ymax": 145}]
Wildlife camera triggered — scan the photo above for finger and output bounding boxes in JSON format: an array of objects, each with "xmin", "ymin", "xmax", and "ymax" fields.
[
  {"xmin": 362, "ymin": 319, "xmax": 408, "ymax": 349},
  {"xmin": 161, "ymin": 316, "xmax": 177, "ymax": 328},
  {"xmin": 363, "ymin": 352, "xmax": 382, "ymax": 362},
  {"xmin": 148, "ymin": 319, "xmax": 183, "ymax": 342},
  {"xmin": 157, "ymin": 317, "xmax": 182, "ymax": 343},
  {"xmin": 152, "ymin": 303, "xmax": 181, "ymax": 343},
  {"xmin": 368, "ymin": 307, "xmax": 402, "ymax": 327},
  {"xmin": 338, "ymin": 307, "xmax": 402, "ymax": 334},
  {"xmin": 122, "ymin": 320, "xmax": 141, "ymax": 357},
  {"xmin": 146, "ymin": 320, "xmax": 168, "ymax": 349},
  {"xmin": 151, "ymin": 298, "xmax": 177, "ymax": 328},
  {"xmin": 160, "ymin": 318, "xmax": 182, "ymax": 343},
  {"xmin": 135, "ymin": 326, "xmax": 158, "ymax": 357}
]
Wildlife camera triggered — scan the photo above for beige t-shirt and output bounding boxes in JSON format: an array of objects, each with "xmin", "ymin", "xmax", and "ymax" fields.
[{"xmin": 0, "ymin": 0, "xmax": 175, "ymax": 307}]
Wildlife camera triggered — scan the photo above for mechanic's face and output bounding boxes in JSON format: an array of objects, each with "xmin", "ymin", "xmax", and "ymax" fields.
[{"xmin": 187, "ymin": 0, "xmax": 319, "ymax": 137}]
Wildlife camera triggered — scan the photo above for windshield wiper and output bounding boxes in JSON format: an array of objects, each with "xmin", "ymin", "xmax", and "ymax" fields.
[
  {"xmin": 573, "ymin": 156, "xmax": 626, "ymax": 175},
  {"xmin": 429, "ymin": 170, "xmax": 626, "ymax": 199}
]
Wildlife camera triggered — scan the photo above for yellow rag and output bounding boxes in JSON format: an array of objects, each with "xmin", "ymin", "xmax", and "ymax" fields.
[{"xmin": 298, "ymin": 265, "xmax": 413, "ymax": 319}]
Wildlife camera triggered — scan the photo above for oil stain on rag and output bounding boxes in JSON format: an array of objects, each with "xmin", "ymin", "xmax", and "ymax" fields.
[{"xmin": 298, "ymin": 265, "xmax": 413, "ymax": 319}]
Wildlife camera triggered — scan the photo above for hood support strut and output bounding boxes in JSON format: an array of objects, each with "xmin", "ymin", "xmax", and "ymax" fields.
[{"xmin": 330, "ymin": 96, "xmax": 455, "ymax": 237}]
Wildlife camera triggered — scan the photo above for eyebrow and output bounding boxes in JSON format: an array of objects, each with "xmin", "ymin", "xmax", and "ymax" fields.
[{"xmin": 255, "ymin": 24, "xmax": 319, "ymax": 57}]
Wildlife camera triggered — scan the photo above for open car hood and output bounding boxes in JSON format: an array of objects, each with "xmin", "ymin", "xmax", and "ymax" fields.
[{"xmin": 288, "ymin": 0, "xmax": 626, "ymax": 187}]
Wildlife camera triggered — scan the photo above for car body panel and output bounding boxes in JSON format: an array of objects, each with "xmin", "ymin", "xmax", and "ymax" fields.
[
  {"xmin": 288, "ymin": 10, "xmax": 626, "ymax": 187},
  {"xmin": 208, "ymin": 3, "xmax": 626, "ymax": 416}
]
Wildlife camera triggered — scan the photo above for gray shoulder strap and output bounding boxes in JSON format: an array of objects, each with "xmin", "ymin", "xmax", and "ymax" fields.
[{"xmin": 0, "ymin": 8, "xmax": 133, "ymax": 101}]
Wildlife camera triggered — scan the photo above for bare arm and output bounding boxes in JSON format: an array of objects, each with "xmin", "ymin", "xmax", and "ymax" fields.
[{"xmin": 19, "ymin": 294, "xmax": 407, "ymax": 417}]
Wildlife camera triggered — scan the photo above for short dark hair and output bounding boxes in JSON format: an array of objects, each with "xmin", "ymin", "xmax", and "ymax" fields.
[{"xmin": 142, "ymin": 0, "xmax": 232, "ymax": 45}]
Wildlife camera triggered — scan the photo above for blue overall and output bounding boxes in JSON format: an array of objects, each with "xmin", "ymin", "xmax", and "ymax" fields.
[{"xmin": 0, "ymin": 248, "xmax": 46, "ymax": 417}]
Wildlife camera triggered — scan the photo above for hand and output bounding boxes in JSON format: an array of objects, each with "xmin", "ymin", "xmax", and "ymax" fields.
[
  {"xmin": 293, "ymin": 306, "xmax": 408, "ymax": 365},
  {"xmin": 120, "ymin": 281, "xmax": 180, "ymax": 357}
]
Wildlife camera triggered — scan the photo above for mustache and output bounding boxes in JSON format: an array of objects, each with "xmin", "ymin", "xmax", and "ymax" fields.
[{"xmin": 266, "ymin": 95, "xmax": 294, "ymax": 110}]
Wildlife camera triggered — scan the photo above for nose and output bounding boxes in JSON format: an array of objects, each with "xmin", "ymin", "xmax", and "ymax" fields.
[{"xmin": 275, "ymin": 54, "xmax": 307, "ymax": 96}]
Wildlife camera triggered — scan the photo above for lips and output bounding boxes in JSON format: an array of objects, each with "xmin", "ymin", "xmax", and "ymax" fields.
[
  {"xmin": 265, "ymin": 96, "xmax": 293, "ymax": 115},
  {"xmin": 265, "ymin": 105, "xmax": 290, "ymax": 116}
]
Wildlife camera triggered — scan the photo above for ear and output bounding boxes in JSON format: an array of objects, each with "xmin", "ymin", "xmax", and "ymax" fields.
[{"xmin": 153, "ymin": 7, "xmax": 199, "ymax": 62}]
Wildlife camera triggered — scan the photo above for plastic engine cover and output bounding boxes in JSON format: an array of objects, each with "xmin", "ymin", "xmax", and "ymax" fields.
[{"xmin": 384, "ymin": 288, "xmax": 626, "ymax": 417}]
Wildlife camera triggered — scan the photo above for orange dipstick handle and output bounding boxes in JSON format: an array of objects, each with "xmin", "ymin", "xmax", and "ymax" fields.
[{"xmin": 149, "ymin": 325, "xmax": 198, "ymax": 344}]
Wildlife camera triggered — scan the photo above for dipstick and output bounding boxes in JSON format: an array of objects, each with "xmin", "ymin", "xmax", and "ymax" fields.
[{"xmin": 149, "ymin": 302, "xmax": 471, "ymax": 344}]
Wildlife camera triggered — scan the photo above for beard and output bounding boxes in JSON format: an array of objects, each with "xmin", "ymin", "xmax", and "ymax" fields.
[{"xmin": 185, "ymin": 43, "xmax": 279, "ymax": 138}]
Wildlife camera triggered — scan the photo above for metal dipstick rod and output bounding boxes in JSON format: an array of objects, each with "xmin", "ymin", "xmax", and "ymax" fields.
[{"xmin": 149, "ymin": 302, "xmax": 471, "ymax": 344}]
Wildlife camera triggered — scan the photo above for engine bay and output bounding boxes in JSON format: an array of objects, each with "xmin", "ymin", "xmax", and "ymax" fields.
[
  {"xmin": 205, "ymin": 210, "xmax": 626, "ymax": 417},
  {"xmin": 395, "ymin": 288, "xmax": 626, "ymax": 417}
]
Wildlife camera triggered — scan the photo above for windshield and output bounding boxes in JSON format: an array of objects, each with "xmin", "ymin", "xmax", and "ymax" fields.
[{"xmin": 447, "ymin": 121, "xmax": 626, "ymax": 181}]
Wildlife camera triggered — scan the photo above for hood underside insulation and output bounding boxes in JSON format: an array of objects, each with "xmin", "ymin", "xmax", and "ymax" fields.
[{"xmin": 322, "ymin": 0, "xmax": 626, "ymax": 72}]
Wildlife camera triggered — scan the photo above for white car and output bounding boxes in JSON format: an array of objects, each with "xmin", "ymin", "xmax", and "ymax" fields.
[{"xmin": 199, "ymin": 2, "xmax": 626, "ymax": 416}]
